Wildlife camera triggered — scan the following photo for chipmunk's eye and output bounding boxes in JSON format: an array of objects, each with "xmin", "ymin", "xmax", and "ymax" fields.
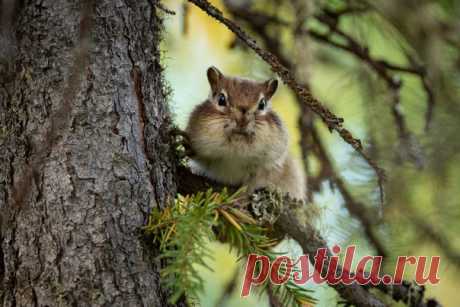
[
  {"xmin": 217, "ymin": 93, "xmax": 227, "ymax": 106},
  {"xmin": 258, "ymin": 98, "xmax": 267, "ymax": 111}
]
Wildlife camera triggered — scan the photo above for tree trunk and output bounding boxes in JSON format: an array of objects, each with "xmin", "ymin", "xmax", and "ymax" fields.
[{"xmin": 0, "ymin": 0, "xmax": 177, "ymax": 306}]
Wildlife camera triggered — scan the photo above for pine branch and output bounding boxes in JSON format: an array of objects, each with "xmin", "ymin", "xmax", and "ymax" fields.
[
  {"xmin": 145, "ymin": 191, "xmax": 223, "ymax": 303},
  {"xmin": 175, "ymin": 166, "xmax": 443, "ymax": 307},
  {"xmin": 146, "ymin": 186, "xmax": 317, "ymax": 306}
]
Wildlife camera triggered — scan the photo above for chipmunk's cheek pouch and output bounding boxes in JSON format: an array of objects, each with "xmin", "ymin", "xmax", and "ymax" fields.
[
  {"xmin": 224, "ymin": 120, "xmax": 237, "ymax": 134},
  {"xmin": 223, "ymin": 122, "xmax": 232, "ymax": 135}
]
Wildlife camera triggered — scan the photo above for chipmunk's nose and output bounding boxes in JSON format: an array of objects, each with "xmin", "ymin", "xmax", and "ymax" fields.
[
  {"xmin": 236, "ymin": 107, "xmax": 251, "ymax": 127},
  {"xmin": 237, "ymin": 117, "xmax": 249, "ymax": 128}
]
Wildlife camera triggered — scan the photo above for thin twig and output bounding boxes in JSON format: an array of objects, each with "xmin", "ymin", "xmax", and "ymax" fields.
[
  {"xmin": 310, "ymin": 10, "xmax": 435, "ymax": 136},
  {"xmin": 318, "ymin": 7, "xmax": 430, "ymax": 168},
  {"xmin": 308, "ymin": 13, "xmax": 414, "ymax": 148},
  {"xmin": 405, "ymin": 53, "xmax": 436, "ymax": 132},
  {"xmin": 154, "ymin": 1, "xmax": 176, "ymax": 15},
  {"xmin": 310, "ymin": 127, "xmax": 388, "ymax": 257}
]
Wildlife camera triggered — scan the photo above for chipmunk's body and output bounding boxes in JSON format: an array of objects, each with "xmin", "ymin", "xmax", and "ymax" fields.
[{"xmin": 186, "ymin": 67, "xmax": 306, "ymax": 200}]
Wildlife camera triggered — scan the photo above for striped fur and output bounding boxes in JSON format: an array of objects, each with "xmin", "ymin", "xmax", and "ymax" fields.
[{"xmin": 186, "ymin": 67, "xmax": 306, "ymax": 200}]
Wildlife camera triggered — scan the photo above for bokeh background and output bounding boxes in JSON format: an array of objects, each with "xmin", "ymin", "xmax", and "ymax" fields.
[{"xmin": 160, "ymin": 0, "xmax": 460, "ymax": 305}]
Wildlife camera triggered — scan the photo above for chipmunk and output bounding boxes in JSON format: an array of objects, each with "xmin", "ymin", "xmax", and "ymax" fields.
[{"xmin": 186, "ymin": 67, "xmax": 306, "ymax": 200}]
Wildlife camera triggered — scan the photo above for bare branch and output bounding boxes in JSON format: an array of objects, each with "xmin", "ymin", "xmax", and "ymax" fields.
[
  {"xmin": 405, "ymin": 54, "xmax": 436, "ymax": 132},
  {"xmin": 309, "ymin": 127, "xmax": 388, "ymax": 257},
  {"xmin": 310, "ymin": 10, "xmax": 436, "ymax": 136},
  {"xmin": 307, "ymin": 14, "xmax": 419, "ymax": 165}
]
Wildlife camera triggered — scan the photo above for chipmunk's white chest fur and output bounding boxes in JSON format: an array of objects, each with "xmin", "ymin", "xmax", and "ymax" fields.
[{"xmin": 188, "ymin": 151, "xmax": 287, "ymax": 187}]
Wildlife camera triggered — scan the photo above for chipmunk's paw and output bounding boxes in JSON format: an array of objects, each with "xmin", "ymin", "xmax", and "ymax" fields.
[{"xmin": 170, "ymin": 128, "xmax": 194, "ymax": 158}]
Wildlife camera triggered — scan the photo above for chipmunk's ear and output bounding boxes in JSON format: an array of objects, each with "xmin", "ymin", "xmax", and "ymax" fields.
[
  {"xmin": 264, "ymin": 78, "xmax": 278, "ymax": 99},
  {"xmin": 207, "ymin": 66, "xmax": 223, "ymax": 91}
]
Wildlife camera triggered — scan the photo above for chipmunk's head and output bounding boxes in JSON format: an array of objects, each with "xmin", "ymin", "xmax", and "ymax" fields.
[{"xmin": 186, "ymin": 66, "xmax": 288, "ymax": 165}]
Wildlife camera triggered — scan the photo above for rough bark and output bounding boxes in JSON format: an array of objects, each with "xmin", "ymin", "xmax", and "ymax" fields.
[{"xmin": 0, "ymin": 0, "xmax": 177, "ymax": 306}]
